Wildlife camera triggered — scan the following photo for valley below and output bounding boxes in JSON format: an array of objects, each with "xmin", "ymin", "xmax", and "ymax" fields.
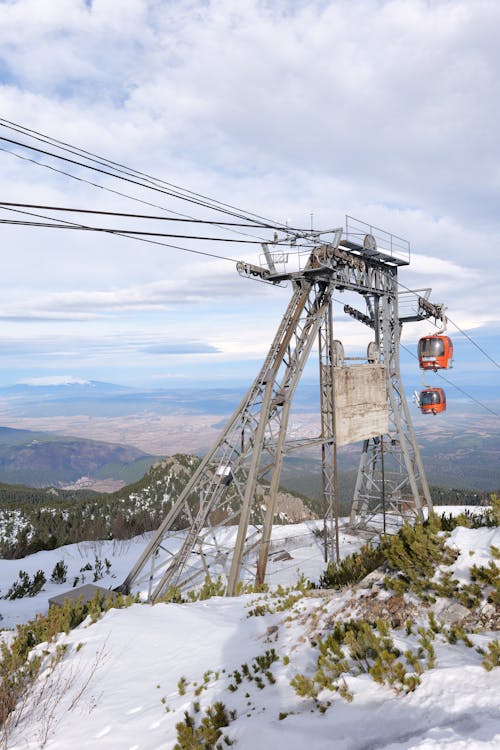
[{"xmin": 0, "ymin": 381, "xmax": 497, "ymax": 495}]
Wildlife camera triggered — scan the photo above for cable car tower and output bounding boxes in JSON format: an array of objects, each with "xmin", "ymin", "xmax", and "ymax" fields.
[{"xmin": 122, "ymin": 216, "xmax": 445, "ymax": 601}]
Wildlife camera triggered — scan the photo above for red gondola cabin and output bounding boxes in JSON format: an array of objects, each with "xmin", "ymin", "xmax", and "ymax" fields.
[
  {"xmin": 418, "ymin": 335, "xmax": 453, "ymax": 371},
  {"xmin": 419, "ymin": 387, "xmax": 446, "ymax": 415}
]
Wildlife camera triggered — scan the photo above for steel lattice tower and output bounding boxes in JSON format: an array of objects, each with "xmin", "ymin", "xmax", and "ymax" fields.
[{"xmin": 122, "ymin": 219, "xmax": 442, "ymax": 600}]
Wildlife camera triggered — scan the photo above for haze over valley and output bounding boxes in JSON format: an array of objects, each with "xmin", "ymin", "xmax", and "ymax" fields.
[{"xmin": 0, "ymin": 379, "xmax": 497, "ymax": 496}]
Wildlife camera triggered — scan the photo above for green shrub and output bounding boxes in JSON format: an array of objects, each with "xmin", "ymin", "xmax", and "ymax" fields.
[
  {"xmin": 3, "ymin": 569, "xmax": 46, "ymax": 599},
  {"xmin": 488, "ymin": 494, "xmax": 500, "ymax": 526},
  {"xmin": 439, "ymin": 509, "xmax": 492, "ymax": 531},
  {"xmin": 290, "ymin": 618, "xmax": 423, "ymax": 711},
  {"xmin": 445, "ymin": 625, "xmax": 473, "ymax": 648},
  {"xmin": 382, "ymin": 517, "xmax": 458, "ymax": 596},
  {"xmin": 319, "ymin": 542, "xmax": 384, "ymax": 589},
  {"xmin": 50, "ymin": 560, "xmax": 68, "ymax": 584},
  {"xmin": 227, "ymin": 649, "xmax": 279, "ymax": 692},
  {"xmin": 187, "ymin": 575, "xmax": 226, "ymax": 602},
  {"xmin": 0, "ymin": 590, "xmax": 137, "ymax": 728},
  {"xmin": 174, "ymin": 702, "xmax": 233, "ymax": 749},
  {"xmin": 156, "ymin": 586, "xmax": 184, "ymax": 604},
  {"xmin": 481, "ymin": 639, "xmax": 500, "ymax": 671}
]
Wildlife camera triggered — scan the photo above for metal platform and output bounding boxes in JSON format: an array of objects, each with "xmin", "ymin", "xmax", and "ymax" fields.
[{"xmin": 339, "ymin": 239, "xmax": 409, "ymax": 267}]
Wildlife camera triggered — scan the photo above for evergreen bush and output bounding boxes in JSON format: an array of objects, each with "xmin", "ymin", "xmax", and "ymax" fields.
[
  {"xmin": 174, "ymin": 702, "xmax": 233, "ymax": 749},
  {"xmin": 50, "ymin": 560, "xmax": 68, "ymax": 584},
  {"xmin": 290, "ymin": 618, "xmax": 424, "ymax": 711},
  {"xmin": 3, "ymin": 569, "xmax": 46, "ymax": 599},
  {"xmin": 481, "ymin": 639, "xmax": 500, "ymax": 671},
  {"xmin": 318, "ymin": 542, "xmax": 384, "ymax": 589},
  {"xmin": 0, "ymin": 590, "xmax": 138, "ymax": 729}
]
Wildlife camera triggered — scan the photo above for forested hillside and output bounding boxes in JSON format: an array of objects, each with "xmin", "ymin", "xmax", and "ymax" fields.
[
  {"xmin": 0, "ymin": 454, "xmax": 316, "ymax": 559},
  {"xmin": 0, "ymin": 455, "xmax": 199, "ymax": 558},
  {"xmin": 0, "ymin": 451, "xmax": 495, "ymax": 560}
]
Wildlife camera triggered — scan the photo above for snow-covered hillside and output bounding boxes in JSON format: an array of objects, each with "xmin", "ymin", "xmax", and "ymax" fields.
[
  {"xmin": 0, "ymin": 521, "xmax": 360, "ymax": 630},
  {"xmin": 1, "ymin": 511, "xmax": 498, "ymax": 749}
]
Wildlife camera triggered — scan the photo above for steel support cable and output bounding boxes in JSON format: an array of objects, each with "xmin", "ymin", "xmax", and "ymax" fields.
[
  {"xmin": 0, "ymin": 201, "xmax": 274, "ymax": 228},
  {"xmin": 0, "ymin": 133, "xmax": 302, "ymax": 239},
  {"xmin": 0, "ymin": 134, "xmax": 273, "ymax": 224},
  {"xmin": 0, "ymin": 217, "xmax": 268, "ymax": 244},
  {"xmin": 0, "ymin": 145, "xmax": 275, "ymax": 245},
  {"xmin": 0, "ymin": 205, "xmax": 240, "ymax": 263},
  {"xmin": 0, "ymin": 121, "xmax": 336, "ymax": 246},
  {"xmin": 0, "ymin": 121, "xmax": 231, "ymax": 207},
  {"xmin": 0, "ymin": 209, "xmax": 315, "ymax": 251},
  {"xmin": 0, "ymin": 118, "xmax": 299, "ymax": 230},
  {"xmin": 424, "ymin": 370, "xmax": 498, "ymax": 417},
  {"xmin": 446, "ymin": 315, "xmax": 500, "ymax": 371},
  {"xmin": 400, "ymin": 343, "xmax": 498, "ymax": 416},
  {"xmin": 330, "ymin": 293, "xmax": 498, "ymax": 415}
]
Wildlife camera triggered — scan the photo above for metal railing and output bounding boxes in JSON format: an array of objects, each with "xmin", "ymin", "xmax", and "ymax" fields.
[{"xmin": 345, "ymin": 215, "xmax": 410, "ymax": 264}]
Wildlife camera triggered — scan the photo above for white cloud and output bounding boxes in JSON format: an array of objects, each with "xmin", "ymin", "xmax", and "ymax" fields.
[{"xmin": 0, "ymin": 0, "xmax": 498, "ymax": 385}]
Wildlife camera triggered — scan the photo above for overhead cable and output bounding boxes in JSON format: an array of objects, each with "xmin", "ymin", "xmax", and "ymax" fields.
[
  {"xmin": 0, "ymin": 208, "xmax": 314, "ymax": 250},
  {"xmin": 0, "ymin": 145, "xmax": 276, "ymax": 244},
  {"xmin": 0, "ymin": 218, "xmax": 267, "ymax": 243},
  {"xmin": 0, "ymin": 117, "xmax": 297, "ymax": 230},
  {"xmin": 0, "ymin": 134, "xmax": 272, "ymax": 224},
  {"xmin": 447, "ymin": 315, "xmax": 500, "ymax": 371},
  {"xmin": 0, "ymin": 205, "xmax": 240, "ymax": 263},
  {"xmin": 0, "ymin": 127, "xmax": 304, "ymax": 238},
  {"xmin": 0, "ymin": 202, "xmax": 275, "ymax": 228},
  {"xmin": 331, "ymin": 295, "xmax": 498, "ymax": 416}
]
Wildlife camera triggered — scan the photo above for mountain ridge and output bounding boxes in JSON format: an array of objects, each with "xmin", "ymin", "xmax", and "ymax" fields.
[{"xmin": 0, "ymin": 425, "xmax": 160, "ymax": 488}]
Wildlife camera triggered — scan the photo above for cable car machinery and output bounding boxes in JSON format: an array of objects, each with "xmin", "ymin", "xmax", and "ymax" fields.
[{"xmin": 122, "ymin": 216, "xmax": 448, "ymax": 601}]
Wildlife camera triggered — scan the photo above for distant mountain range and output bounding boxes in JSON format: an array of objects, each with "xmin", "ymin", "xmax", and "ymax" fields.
[
  {"xmin": 0, "ymin": 377, "xmax": 497, "ymax": 416},
  {"xmin": 0, "ymin": 426, "xmax": 160, "ymax": 488},
  {"xmin": 0, "ymin": 378, "xmax": 130, "ymax": 393},
  {"xmin": 0, "ymin": 380, "xmax": 247, "ymax": 417}
]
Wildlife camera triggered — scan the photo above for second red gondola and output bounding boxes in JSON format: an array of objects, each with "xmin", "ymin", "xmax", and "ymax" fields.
[{"xmin": 419, "ymin": 387, "xmax": 446, "ymax": 415}]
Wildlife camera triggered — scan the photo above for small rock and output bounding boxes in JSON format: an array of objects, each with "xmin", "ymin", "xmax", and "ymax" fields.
[
  {"xmin": 434, "ymin": 599, "xmax": 471, "ymax": 626},
  {"xmin": 356, "ymin": 569, "xmax": 385, "ymax": 590},
  {"xmin": 477, "ymin": 602, "xmax": 500, "ymax": 630}
]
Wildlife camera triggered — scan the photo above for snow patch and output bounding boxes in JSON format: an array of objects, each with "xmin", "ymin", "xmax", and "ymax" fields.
[{"xmin": 19, "ymin": 376, "xmax": 92, "ymax": 386}]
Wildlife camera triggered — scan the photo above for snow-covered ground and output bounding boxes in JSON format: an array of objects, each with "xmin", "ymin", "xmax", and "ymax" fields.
[
  {"xmin": 1, "ymin": 509, "xmax": 498, "ymax": 749},
  {"xmin": 0, "ymin": 520, "xmax": 364, "ymax": 630},
  {"xmin": 0, "ymin": 506, "xmax": 486, "ymax": 630}
]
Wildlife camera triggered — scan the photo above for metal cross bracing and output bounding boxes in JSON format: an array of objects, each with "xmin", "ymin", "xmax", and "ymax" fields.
[{"xmin": 122, "ymin": 222, "xmax": 441, "ymax": 601}]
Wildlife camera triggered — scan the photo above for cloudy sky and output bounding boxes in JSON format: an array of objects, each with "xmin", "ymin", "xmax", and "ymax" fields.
[{"xmin": 0, "ymin": 0, "xmax": 498, "ymax": 401}]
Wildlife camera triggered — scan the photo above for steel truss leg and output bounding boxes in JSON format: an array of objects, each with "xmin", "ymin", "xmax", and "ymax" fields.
[
  {"xmin": 350, "ymin": 285, "xmax": 433, "ymax": 534},
  {"xmin": 122, "ymin": 279, "xmax": 333, "ymax": 600},
  {"xmin": 318, "ymin": 300, "xmax": 339, "ymax": 562}
]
